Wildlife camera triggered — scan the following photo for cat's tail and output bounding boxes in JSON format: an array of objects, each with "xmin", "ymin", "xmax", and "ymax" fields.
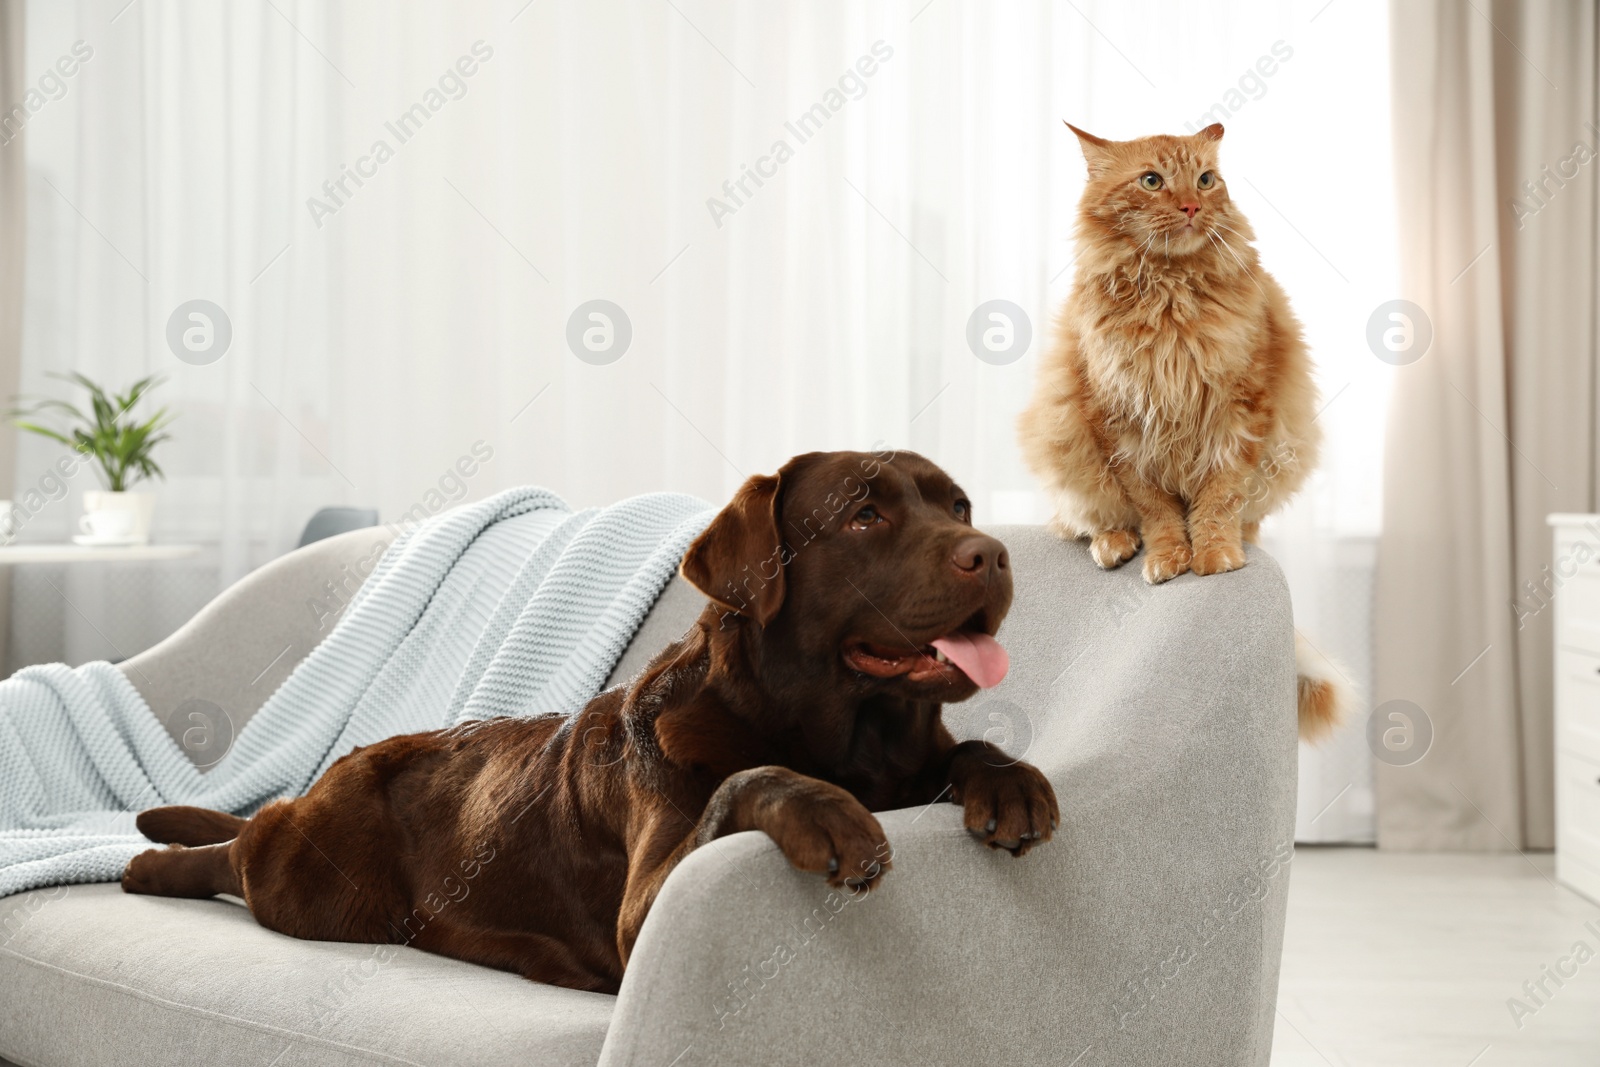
[{"xmin": 1295, "ymin": 632, "xmax": 1353, "ymax": 743}]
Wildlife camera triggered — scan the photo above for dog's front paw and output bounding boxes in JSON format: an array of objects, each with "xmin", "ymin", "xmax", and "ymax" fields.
[
  {"xmin": 951, "ymin": 762, "xmax": 1059, "ymax": 856},
  {"xmin": 1141, "ymin": 534, "xmax": 1192, "ymax": 585},
  {"xmin": 767, "ymin": 782, "xmax": 891, "ymax": 890}
]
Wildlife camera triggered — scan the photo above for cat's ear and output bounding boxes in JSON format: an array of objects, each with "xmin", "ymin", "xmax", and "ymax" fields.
[
  {"xmin": 1065, "ymin": 122, "xmax": 1116, "ymax": 177},
  {"xmin": 1198, "ymin": 123, "xmax": 1225, "ymax": 142}
]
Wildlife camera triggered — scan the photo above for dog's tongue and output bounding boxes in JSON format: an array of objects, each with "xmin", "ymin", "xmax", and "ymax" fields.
[{"xmin": 930, "ymin": 632, "xmax": 1009, "ymax": 688}]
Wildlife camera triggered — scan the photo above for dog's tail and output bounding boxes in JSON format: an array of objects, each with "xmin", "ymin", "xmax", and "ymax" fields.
[
  {"xmin": 1295, "ymin": 631, "xmax": 1353, "ymax": 743},
  {"xmin": 136, "ymin": 806, "xmax": 247, "ymax": 847}
]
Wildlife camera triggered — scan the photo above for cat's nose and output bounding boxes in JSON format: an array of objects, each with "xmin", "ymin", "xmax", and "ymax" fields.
[{"xmin": 1179, "ymin": 202, "xmax": 1200, "ymax": 219}]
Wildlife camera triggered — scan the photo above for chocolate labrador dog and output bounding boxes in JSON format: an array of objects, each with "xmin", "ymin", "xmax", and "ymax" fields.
[{"xmin": 122, "ymin": 449, "xmax": 1058, "ymax": 994}]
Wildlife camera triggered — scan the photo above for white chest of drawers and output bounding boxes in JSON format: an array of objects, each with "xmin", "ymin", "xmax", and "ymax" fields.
[{"xmin": 1547, "ymin": 514, "xmax": 1600, "ymax": 904}]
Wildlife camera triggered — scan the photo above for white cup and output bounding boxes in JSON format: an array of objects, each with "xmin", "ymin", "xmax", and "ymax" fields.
[{"xmin": 79, "ymin": 509, "xmax": 136, "ymax": 540}]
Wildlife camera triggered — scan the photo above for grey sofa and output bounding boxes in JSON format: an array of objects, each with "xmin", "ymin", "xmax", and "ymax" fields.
[{"xmin": 0, "ymin": 525, "xmax": 1298, "ymax": 1067}]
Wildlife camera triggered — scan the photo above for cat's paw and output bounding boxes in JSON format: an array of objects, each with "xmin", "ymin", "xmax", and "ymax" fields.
[
  {"xmin": 1090, "ymin": 529, "xmax": 1141, "ymax": 569},
  {"xmin": 1142, "ymin": 538, "xmax": 1192, "ymax": 584},
  {"xmin": 1191, "ymin": 538, "xmax": 1247, "ymax": 576},
  {"xmin": 1045, "ymin": 514, "xmax": 1078, "ymax": 543}
]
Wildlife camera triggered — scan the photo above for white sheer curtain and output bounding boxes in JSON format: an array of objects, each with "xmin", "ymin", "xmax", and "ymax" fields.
[{"xmin": 18, "ymin": 0, "xmax": 1395, "ymax": 838}]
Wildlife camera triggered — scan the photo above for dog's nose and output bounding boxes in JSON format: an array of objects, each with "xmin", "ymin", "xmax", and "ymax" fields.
[{"xmin": 952, "ymin": 535, "xmax": 1008, "ymax": 577}]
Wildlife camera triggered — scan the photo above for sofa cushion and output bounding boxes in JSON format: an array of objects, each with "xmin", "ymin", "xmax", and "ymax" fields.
[{"xmin": 0, "ymin": 886, "xmax": 613, "ymax": 1067}]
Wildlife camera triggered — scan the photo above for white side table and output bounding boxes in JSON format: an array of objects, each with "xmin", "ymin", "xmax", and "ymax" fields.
[
  {"xmin": 0, "ymin": 543, "xmax": 209, "ymax": 671},
  {"xmin": 0, "ymin": 544, "xmax": 201, "ymax": 565},
  {"xmin": 1547, "ymin": 513, "xmax": 1600, "ymax": 905}
]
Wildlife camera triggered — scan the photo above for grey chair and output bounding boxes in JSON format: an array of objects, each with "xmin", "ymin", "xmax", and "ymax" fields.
[
  {"xmin": 0, "ymin": 526, "xmax": 1298, "ymax": 1067},
  {"xmin": 295, "ymin": 506, "xmax": 378, "ymax": 548}
]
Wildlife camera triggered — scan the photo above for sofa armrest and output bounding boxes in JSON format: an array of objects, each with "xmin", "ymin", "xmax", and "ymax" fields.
[
  {"xmin": 598, "ymin": 535, "xmax": 1298, "ymax": 1067},
  {"xmin": 118, "ymin": 527, "xmax": 391, "ymax": 749}
]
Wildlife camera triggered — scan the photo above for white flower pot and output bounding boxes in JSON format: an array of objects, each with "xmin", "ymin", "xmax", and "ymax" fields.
[{"xmin": 81, "ymin": 490, "xmax": 156, "ymax": 545}]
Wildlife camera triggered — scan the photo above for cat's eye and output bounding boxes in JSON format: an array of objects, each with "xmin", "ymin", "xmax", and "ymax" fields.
[
  {"xmin": 1198, "ymin": 171, "xmax": 1216, "ymax": 189},
  {"xmin": 850, "ymin": 505, "xmax": 884, "ymax": 530},
  {"xmin": 1139, "ymin": 172, "xmax": 1164, "ymax": 191}
]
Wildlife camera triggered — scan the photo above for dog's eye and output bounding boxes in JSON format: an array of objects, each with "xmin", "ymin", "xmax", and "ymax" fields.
[
  {"xmin": 849, "ymin": 506, "xmax": 882, "ymax": 530},
  {"xmin": 954, "ymin": 499, "xmax": 971, "ymax": 522}
]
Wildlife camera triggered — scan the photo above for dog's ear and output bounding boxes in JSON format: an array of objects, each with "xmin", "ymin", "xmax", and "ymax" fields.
[{"xmin": 680, "ymin": 472, "xmax": 786, "ymax": 626}]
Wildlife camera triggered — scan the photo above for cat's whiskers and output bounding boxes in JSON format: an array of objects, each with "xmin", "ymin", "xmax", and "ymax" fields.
[
  {"xmin": 1207, "ymin": 226, "xmax": 1266, "ymax": 295},
  {"xmin": 1133, "ymin": 231, "xmax": 1157, "ymax": 295},
  {"xmin": 1210, "ymin": 220, "xmax": 1260, "ymax": 257},
  {"xmin": 1204, "ymin": 229, "xmax": 1238, "ymax": 278}
]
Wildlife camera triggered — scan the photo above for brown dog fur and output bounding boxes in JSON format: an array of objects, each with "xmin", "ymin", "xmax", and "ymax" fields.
[{"xmin": 122, "ymin": 450, "xmax": 1058, "ymax": 993}]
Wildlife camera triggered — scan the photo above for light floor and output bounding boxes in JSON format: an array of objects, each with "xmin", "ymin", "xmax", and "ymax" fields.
[{"xmin": 1272, "ymin": 847, "xmax": 1600, "ymax": 1066}]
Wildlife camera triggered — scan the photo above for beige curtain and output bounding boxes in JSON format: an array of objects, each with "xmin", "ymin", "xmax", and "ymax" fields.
[
  {"xmin": 1376, "ymin": 0, "xmax": 1597, "ymax": 850},
  {"xmin": 0, "ymin": 0, "xmax": 21, "ymax": 677}
]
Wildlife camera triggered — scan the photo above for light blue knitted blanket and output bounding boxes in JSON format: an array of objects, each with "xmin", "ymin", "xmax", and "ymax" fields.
[{"xmin": 0, "ymin": 487, "xmax": 714, "ymax": 898}]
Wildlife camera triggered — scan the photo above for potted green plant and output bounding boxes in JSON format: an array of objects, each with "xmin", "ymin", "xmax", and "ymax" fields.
[{"xmin": 9, "ymin": 372, "xmax": 174, "ymax": 545}]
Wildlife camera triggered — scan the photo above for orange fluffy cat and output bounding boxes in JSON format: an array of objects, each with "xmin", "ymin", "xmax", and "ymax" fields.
[{"xmin": 1017, "ymin": 122, "xmax": 1346, "ymax": 740}]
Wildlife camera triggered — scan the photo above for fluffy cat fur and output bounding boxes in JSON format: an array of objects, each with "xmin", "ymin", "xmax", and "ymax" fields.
[{"xmin": 1017, "ymin": 122, "xmax": 1347, "ymax": 741}]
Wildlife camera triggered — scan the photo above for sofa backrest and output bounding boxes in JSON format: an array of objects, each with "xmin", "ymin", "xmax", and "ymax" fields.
[
  {"xmin": 122, "ymin": 521, "xmax": 1288, "ymax": 785},
  {"xmin": 121, "ymin": 526, "xmax": 392, "ymax": 756},
  {"xmin": 604, "ymin": 575, "xmax": 706, "ymax": 688}
]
